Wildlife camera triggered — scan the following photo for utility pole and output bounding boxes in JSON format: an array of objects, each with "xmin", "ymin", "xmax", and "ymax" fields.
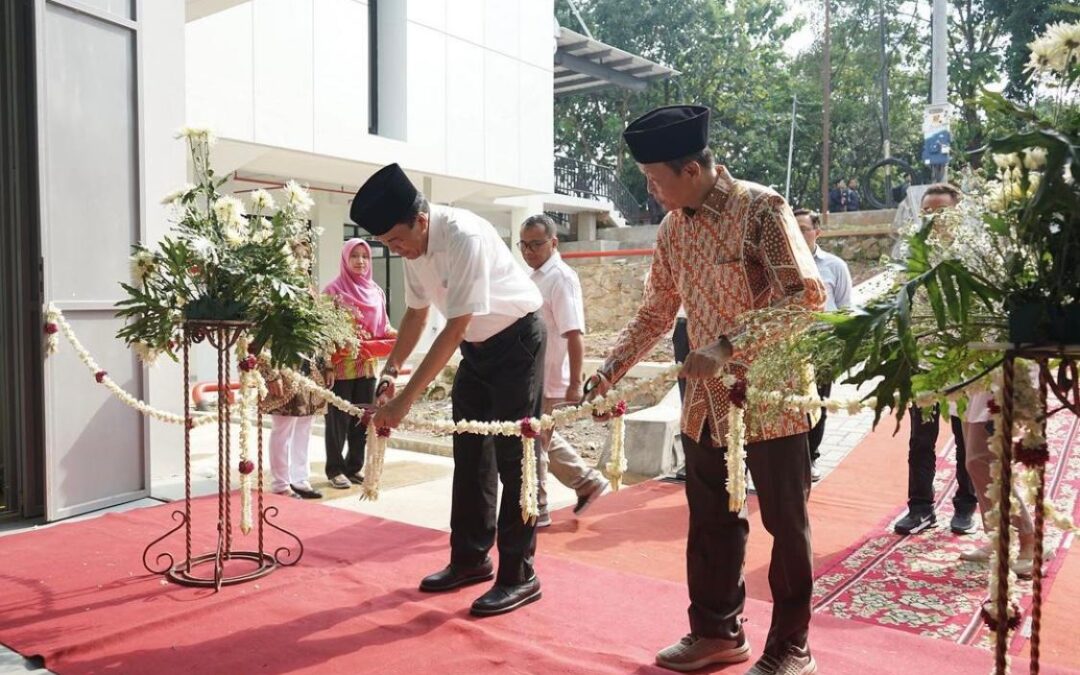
[
  {"xmin": 785, "ymin": 95, "xmax": 797, "ymax": 202},
  {"xmin": 928, "ymin": 0, "xmax": 949, "ymax": 183},
  {"xmin": 879, "ymin": 0, "xmax": 893, "ymax": 203},
  {"xmin": 821, "ymin": 0, "xmax": 831, "ymax": 225}
]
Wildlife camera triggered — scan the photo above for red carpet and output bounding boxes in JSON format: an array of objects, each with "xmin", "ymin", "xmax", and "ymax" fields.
[
  {"xmin": 0, "ymin": 495, "xmax": 1060, "ymax": 674},
  {"xmin": 541, "ymin": 421, "xmax": 925, "ymax": 603},
  {"xmin": 813, "ymin": 412, "xmax": 1080, "ymax": 652}
]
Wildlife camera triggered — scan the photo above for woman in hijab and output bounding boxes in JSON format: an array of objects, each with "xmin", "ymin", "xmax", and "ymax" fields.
[{"xmin": 323, "ymin": 239, "xmax": 396, "ymax": 489}]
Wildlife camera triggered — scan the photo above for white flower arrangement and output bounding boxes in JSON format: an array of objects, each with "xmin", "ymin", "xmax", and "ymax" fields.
[
  {"xmin": 282, "ymin": 180, "xmax": 314, "ymax": 214},
  {"xmin": 248, "ymin": 189, "xmax": 276, "ymax": 214}
]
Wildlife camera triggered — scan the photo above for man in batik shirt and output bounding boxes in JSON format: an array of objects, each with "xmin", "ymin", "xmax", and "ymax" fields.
[{"xmin": 586, "ymin": 105, "xmax": 826, "ymax": 675}]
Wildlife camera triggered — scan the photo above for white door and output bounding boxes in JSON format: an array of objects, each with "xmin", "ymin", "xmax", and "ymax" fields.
[{"xmin": 36, "ymin": 0, "xmax": 148, "ymax": 520}]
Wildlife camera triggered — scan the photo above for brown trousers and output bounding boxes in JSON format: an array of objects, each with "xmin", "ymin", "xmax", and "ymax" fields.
[{"xmin": 683, "ymin": 429, "xmax": 813, "ymax": 657}]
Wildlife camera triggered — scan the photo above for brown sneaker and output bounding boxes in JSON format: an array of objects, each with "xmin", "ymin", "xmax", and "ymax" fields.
[
  {"xmin": 746, "ymin": 644, "xmax": 816, "ymax": 675},
  {"xmin": 655, "ymin": 633, "xmax": 751, "ymax": 672}
]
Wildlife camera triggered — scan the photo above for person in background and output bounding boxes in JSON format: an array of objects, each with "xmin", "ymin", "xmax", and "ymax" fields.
[
  {"xmin": 518, "ymin": 214, "xmax": 608, "ymax": 528},
  {"xmin": 793, "ymin": 208, "xmax": 853, "ymax": 482},
  {"xmin": 260, "ymin": 240, "xmax": 330, "ymax": 500},
  {"xmin": 846, "ymin": 178, "xmax": 861, "ymax": 211},
  {"xmin": 894, "ymin": 184, "xmax": 978, "ymax": 536},
  {"xmin": 323, "ymin": 238, "xmax": 396, "ymax": 490},
  {"xmin": 958, "ymin": 389, "xmax": 1037, "ymax": 577},
  {"xmin": 828, "ymin": 178, "xmax": 848, "ymax": 213}
]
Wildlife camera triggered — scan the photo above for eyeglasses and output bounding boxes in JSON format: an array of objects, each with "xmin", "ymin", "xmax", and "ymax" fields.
[{"xmin": 517, "ymin": 238, "xmax": 552, "ymax": 252}]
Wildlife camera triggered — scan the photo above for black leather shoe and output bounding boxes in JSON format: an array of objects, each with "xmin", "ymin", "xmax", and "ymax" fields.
[
  {"xmin": 419, "ymin": 559, "xmax": 494, "ymax": 593},
  {"xmin": 290, "ymin": 484, "xmax": 323, "ymax": 499},
  {"xmin": 470, "ymin": 577, "xmax": 542, "ymax": 617}
]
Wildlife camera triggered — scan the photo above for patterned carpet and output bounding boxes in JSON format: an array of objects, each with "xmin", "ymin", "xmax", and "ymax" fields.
[{"xmin": 812, "ymin": 411, "xmax": 1080, "ymax": 653}]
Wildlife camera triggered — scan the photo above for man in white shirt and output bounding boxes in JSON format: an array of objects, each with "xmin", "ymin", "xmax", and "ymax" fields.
[
  {"xmin": 794, "ymin": 209, "xmax": 853, "ymax": 481},
  {"xmin": 354, "ymin": 164, "xmax": 545, "ymax": 617},
  {"xmin": 518, "ymin": 215, "xmax": 608, "ymax": 528}
]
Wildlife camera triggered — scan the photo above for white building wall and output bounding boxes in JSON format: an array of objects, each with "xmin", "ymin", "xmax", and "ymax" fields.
[{"xmin": 185, "ymin": 0, "xmax": 554, "ymax": 195}]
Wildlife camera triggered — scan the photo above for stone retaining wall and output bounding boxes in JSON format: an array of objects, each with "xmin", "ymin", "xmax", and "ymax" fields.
[
  {"xmin": 569, "ymin": 258, "xmax": 651, "ymax": 334},
  {"xmin": 566, "ymin": 229, "xmax": 894, "ymax": 333}
]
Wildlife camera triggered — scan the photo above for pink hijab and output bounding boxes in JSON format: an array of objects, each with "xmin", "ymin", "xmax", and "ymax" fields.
[{"xmin": 323, "ymin": 239, "xmax": 389, "ymax": 338}]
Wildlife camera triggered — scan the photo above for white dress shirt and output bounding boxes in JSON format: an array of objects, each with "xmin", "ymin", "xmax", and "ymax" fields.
[
  {"xmin": 812, "ymin": 245, "xmax": 853, "ymax": 311},
  {"xmin": 530, "ymin": 250, "xmax": 586, "ymax": 398},
  {"xmin": 404, "ymin": 205, "xmax": 542, "ymax": 343}
]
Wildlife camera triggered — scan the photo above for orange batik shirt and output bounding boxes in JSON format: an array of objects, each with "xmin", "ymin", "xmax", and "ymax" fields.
[{"xmin": 602, "ymin": 167, "xmax": 827, "ymax": 446}]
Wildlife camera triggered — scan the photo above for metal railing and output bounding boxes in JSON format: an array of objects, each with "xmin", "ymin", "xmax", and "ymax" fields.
[{"xmin": 553, "ymin": 156, "xmax": 646, "ymax": 223}]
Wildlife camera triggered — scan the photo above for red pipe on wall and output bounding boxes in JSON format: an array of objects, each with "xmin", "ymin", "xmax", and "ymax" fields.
[
  {"xmin": 231, "ymin": 173, "xmax": 357, "ymax": 196},
  {"xmin": 559, "ymin": 248, "xmax": 654, "ymax": 260}
]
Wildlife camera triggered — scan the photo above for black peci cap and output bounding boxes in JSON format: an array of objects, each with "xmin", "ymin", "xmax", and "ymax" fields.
[
  {"xmin": 623, "ymin": 105, "xmax": 710, "ymax": 164},
  {"xmin": 349, "ymin": 163, "xmax": 419, "ymax": 235}
]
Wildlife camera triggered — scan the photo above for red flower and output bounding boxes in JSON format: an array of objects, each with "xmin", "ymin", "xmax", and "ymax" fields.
[
  {"xmin": 519, "ymin": 418, "xmax": 540, "ymax": 439},
  {"xmin": 376, "ymin": 426, "xmax": 392, "ymax": 438},
  {"xmin": 987, "ymin": 399, "xmax": 1001, "ymax": 415},
  {"xmin": 612, "ymin": 401, "xmax": 629, "ymax": 417},
  {"xmin": 44, "ymin": 322, "xmax": 59, "ymax": 335},
  {"xmin": 980, "ymin": 600, "xmax": 1022, "ymax": 632},
  {"xmin": 729, "ymin": 380, "xmax": 748, "ymax": 409},
  {"xmin": 238, "ymin": 355, "xmax": 258, "ymax": 372},
  {"xmin": 94, "ymin": 370, "xmax": 107, "ymax": 383},
  {"xmin": 1014, "ymin": 440, "xmax": 1050, "ymax": 468},
  {"xmin": 238, "ymin": 459, "xmax": 255, "ymax": 475}
]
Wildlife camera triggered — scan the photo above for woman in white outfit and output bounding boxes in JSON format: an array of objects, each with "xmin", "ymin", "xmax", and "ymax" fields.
[{"xmin": 960, "ymin": 388, "xmax": 1037, "ymax": 577}]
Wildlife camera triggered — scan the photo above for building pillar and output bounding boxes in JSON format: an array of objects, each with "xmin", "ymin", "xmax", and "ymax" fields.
[
  {"xmin": 573, "ymin": 212, "xmax": 598, "ymax": 242},
  {"xmin": 312, "ymin": 193, "xmax": 350, "ymax": 288},
  {"xmin": 508, "ymin": 195, "xmax": 546, "ymax": 268}
]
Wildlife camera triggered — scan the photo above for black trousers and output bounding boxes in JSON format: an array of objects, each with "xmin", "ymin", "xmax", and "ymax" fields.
[
  {"xmin": 907, "ymin": 405, "xmax": 978, "ymax": 514},
  {"xmin": 673, "ymin": 317, "xmax": 690, "ymax": 400},
  {"xmin": 806, "ymin": 381, "xmax": 833, "ymax": 461},
  {"xmin": 450, "ymin": 313, "xmax": 545, "ymax": 585},
  {"xmin": 325, "ymin": 377, "xmax": 375, "ymax": 479},
  {"xmin": 684, "ymin": 428, "xmax": 813, "ymax": 658}
]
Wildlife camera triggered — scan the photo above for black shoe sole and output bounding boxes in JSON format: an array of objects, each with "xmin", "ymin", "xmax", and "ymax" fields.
[
  {"xmin": 469, "ymin": 588, "xmax": 542, "ymax": 617},
  {"xmin": 419, "ymin": 571, "xmax": 494, "ymax": 593}
]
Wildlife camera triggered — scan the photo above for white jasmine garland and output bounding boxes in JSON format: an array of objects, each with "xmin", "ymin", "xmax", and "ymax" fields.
[
  {"xmin": 520, "ymin": 435, "xmax": 539, "ymax": 523},
  {"xmin": 605, "ymin": 414, "xmax": 627, "ymax": 492},
  {"xmin": 360, "ymin": 422, "xmax": 388, "ymax": 501},
  {"xmin": 52, "ymin": 306, "xmax": 222, "ymax": 426},
  {"xmin": 725, "ymin": 405, "xmax": 747, "ymax": 512},
  {"xmin": 44, "ymin": 303, "xmax": 60, "ymax": 356}
]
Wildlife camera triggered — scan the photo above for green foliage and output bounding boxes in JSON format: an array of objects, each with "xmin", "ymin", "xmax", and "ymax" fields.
[{"xmin": 115, "ymin": 131, "xmax": 356, "ymax": 369}]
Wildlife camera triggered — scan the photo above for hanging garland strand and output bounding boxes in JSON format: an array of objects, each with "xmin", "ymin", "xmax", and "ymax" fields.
[{"xmin": 45, "ymin": 305, "xmax": 1080, "ymax": 529}]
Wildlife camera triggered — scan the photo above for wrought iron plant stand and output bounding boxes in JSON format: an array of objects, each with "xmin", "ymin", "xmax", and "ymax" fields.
[{"xmin": 142, "ymin": 320, "xmax": 303, "ymax": 591}]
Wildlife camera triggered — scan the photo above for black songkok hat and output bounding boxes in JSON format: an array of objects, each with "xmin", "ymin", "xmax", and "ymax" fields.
[
  {"xmin": 349, "ymin": 163, "xmax": 419, "ymax": 235},
  {"xmin": 623, "ymin": 105, "xmax": 710, "ymax": 164}
]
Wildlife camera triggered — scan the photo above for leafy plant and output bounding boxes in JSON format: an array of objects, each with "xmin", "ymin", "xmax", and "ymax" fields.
[{"xmin": 115, "ymin": 128, "xmax": 356, "ymax": 368}]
